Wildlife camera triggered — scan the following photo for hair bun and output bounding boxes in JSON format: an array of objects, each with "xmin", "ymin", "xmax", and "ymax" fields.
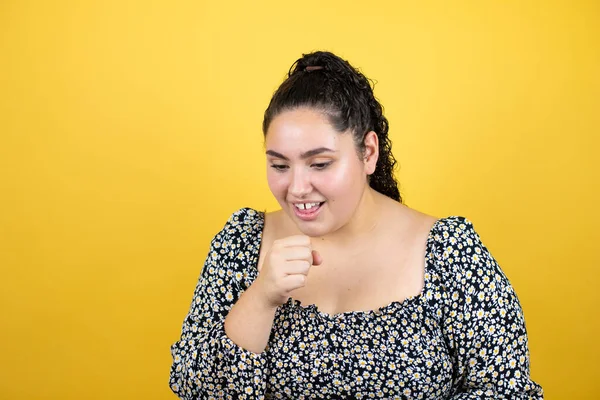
[
  {"xmin": 289, "ymin": 51, "xmax": 345, "ymax": 76},
  {"xmin": 305, "ymin": 66, "xmax": 324, "ymax": 72}
]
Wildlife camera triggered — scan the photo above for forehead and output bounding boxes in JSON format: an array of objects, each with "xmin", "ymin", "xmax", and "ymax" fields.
[{"xmin": 266, "ymin": 108, "xmax": 348, "ymax": 150}]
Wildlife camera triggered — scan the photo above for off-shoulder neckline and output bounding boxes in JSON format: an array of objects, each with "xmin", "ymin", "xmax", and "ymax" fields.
[{"xmin": 240, "ymin": 207, "xmax": 467, "ymax": 321}]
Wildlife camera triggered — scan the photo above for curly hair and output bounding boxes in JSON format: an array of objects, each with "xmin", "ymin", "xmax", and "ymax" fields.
[{"xmin": 262, "ymin": 51, "xmax": 402, "ymax": 203}]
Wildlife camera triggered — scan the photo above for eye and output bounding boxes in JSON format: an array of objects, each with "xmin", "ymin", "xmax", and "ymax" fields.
[
  {"xmin": 270, "ymin": 164, "xmax": 289, "ymax": 172},
  {"xmin": 312, "ymin": 162, "xmax": 332, "ymax": 170}
]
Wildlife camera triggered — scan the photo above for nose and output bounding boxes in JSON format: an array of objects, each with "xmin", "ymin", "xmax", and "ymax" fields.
[{"xmin": 288, "ymin": 167, "xmax": 312, "ymax": 198}]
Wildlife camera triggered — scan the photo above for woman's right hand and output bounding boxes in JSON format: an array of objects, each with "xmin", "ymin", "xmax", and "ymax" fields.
[{"xmin": 254, "ymin": 235, "xmax": 322, "ymax": 309}]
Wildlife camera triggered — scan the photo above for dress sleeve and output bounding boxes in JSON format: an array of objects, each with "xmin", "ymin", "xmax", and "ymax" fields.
[
  {"xmin": 169, "ymin": 208, "xmax": 268, "ymax": 400},
  {"xmin": 433, "ymin": 218, "xmax": 544, "ymax": 399}
]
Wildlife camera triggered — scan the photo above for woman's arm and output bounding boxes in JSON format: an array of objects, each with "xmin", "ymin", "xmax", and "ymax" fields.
[
  {"xmin": 435, "ymin": 218, "xmax": 543, "ymax": 399},
  {"xmin": 224, "ymin": 282, "xmax": 278, "ymax": 353},
  {"xmin": 169, "ymin": 209, "xmax": 269, "ymax": 400}
]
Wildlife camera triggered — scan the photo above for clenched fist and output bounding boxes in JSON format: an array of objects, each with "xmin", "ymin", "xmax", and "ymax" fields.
[{"xmin": 254, "ymin": 235, "xmax": 323, "ymax": 309}]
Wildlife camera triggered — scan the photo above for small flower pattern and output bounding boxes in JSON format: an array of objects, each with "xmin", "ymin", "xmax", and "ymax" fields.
[{"xmin": 170, "ymin": 208, "xmax": 543, "ymax": 399}]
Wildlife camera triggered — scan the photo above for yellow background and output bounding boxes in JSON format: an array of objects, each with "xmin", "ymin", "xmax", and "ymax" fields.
[{"xmin": 1, "ymin": 1, "xmax": 598, "ymax": 399}]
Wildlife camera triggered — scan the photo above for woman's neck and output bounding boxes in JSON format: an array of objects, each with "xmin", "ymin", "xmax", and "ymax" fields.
[{"xmin": 318, "ymin": 187, "xmax": 386, "ymax": 246}]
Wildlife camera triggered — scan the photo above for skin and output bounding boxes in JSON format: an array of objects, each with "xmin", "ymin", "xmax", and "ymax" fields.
[
  {"xmin": 258, "ymin": 107, "xmax": 438, "ymax": 315},
  {"xmin": 264, "ymin": 108, "xmax": 379, "ymax": 240},
  {"xmin": 224, "ymin": 107, "xmax": 438, "ymax": 353}
]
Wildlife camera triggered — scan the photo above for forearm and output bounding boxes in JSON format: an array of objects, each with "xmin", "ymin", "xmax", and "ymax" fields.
[
  {"xmin": 224, "ymin": 282, "xmax": 278, "ymax": 354},
  {"xmin": 170, "ymin": 312, "xmax": 270, "ymax": 398}
]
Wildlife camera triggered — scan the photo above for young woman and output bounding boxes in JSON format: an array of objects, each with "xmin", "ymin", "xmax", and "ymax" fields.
[{"xmin": 169, "ymin": 51, "xmax": 543, "ymax": 399}]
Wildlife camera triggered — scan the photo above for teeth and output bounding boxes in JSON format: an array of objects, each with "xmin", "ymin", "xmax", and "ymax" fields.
[{"xmin": 295, "ymin": 202, "xmax": 321, "ymax": 210}]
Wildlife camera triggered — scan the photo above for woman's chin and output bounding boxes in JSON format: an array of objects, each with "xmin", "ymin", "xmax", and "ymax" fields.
[{"xmin": 291, "ymin": 218, "xmax": 333, "ymax": 238}]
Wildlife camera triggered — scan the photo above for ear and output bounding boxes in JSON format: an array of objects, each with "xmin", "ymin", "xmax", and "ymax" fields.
[{"xmin": 362, "ymin": 131, "xmax": 379, "ymax": 175}]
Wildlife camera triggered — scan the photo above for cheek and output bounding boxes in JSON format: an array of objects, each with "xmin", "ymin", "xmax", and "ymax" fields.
[
  {"xmin": 266, "ymin": 171, "xmax": 288, "ymax": 197},
  {"xmin": 316, "ymin": 162, "xmax": 364, "ymax": 194}
]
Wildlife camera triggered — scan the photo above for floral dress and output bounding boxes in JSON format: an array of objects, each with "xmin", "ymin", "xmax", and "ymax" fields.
[{"xmin": 169, "ymin": 208, "xmax": 543, "ymax": 399}]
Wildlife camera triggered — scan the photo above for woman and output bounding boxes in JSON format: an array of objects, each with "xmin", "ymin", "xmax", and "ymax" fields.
[{"xmin": 169, "ymin": 51, "xmax": 543, "ymax": 399}]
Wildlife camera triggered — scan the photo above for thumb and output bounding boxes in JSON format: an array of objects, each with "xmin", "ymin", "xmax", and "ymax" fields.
[{"xmin": 311, "ymin": 250, "xmax": 323, "ymax": 266}]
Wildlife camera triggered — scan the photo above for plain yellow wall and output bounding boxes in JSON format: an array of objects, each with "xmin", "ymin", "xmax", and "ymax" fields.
[{"xmin": 1, "ymin": 0, "xmax": 598, "ymax": 398}]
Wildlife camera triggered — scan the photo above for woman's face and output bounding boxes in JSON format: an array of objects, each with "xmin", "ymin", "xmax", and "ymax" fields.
[{"xmin": 265, "ymin": 108, "xmax": 376, "ymax": 237}]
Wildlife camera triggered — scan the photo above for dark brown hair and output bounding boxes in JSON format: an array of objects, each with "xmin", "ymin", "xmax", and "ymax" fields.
[{"xmin": 262, "ymin": 51, "xmax": 402, "ymax": 202}]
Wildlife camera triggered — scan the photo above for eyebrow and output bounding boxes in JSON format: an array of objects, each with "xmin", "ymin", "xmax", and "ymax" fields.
[{"xmin": 266, "ymin": 147, "xmax": 335, "ymax": 161}]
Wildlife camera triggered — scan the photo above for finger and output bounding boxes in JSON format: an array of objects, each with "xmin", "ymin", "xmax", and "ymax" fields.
[
  {"xmin": 283, "ymin": 247, "xmax": 313, "ymax": 262},
  {"xmin": 311, "ymin": 250, "xmax": 323, "ymax": 266},
  {"xmin": 284, "ymin": 260, "xmax": 311, "ymax": 275},
  {"xmin": 281, "ymin": 274, "xmax": 306, "ymax": 291},
  {"xmin": 276, "ymin": 235, "xmax": 311, "ymax": 248}
]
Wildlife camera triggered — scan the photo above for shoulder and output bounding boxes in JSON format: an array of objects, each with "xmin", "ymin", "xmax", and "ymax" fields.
[
  {"xmin": 428, "ymin": 215, "xmax": 504, "ymax": 281},
  {"xmin": 211, "ymin": 207, "xmax": 265, "ymax": 251},
  {"xmin": 205, "ymin": 208, "xmax": 265, "ymax": 282},
  {"xmin": 216, "ymin": 207, "xmax": 265, "ymax": 237},
  {"xmin": 430, "ymin": 215, "xmax": 477, "ymax": 250},
  {"xmin": 223, "ymin": 207, "xmax": 265, "ymax": 229}
]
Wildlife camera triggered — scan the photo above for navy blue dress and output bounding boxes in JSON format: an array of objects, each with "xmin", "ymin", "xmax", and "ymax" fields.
[{"xmin": 169, "ymin": 208, "xmax": 543, "ymax": 399}]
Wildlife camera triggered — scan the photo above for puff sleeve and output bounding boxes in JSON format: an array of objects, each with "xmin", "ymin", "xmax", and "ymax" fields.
[
  {"xmin": 433, "ymin": 218, "xmax": 544, "ymax": 399},
  {"xmin": 169, "ymin": 208, "xmax": 268, "ymax": 400}
]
